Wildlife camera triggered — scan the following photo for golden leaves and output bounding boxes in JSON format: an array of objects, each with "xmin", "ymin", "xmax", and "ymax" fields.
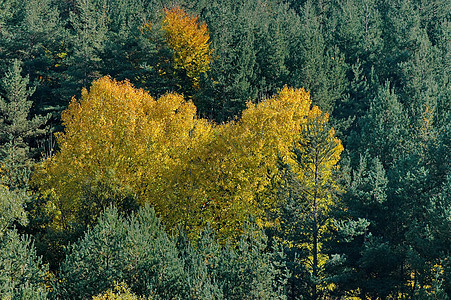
[
  {"xmin": 34, "ymin": 78, "xmax": 342, "ymax": 241},
  {"xmin": 162, "ymin": 7, "xmax": 213, "ymax": 85}
]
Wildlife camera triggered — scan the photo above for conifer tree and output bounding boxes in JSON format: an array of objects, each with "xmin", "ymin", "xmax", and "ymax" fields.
[
  {"xmin": 0, "ymin": 0, "xmax": 64, "ymax": 113},
  {"xmin": 56, "ymin": 205, "xmax": 288, "ymax": 299},
  {"xmin": 0, "ymin": 60, "xmax": 48, "ymax": 190},
  {"xmin": 196, "ymin": 0, "xmax": 259, "ymax": 121},
  {"xmin": 54, "ymin": 205, "xmax": 186, "ymax": 299},
  {"xmin": 348, "ymin": 81, "xmax": 408, "ymax": 168},
  {"xmin": 330, "ymin": 0, "xmax": 383, "ymax": 75},
  {"xmin": 291, "ymin": 0, "xmax": 348, "ymax": 113},
  {"xmin": 0, "ymin": 229, "xmax": 48, "ymax": 299},
  {"xmin": 0, "ymin": 185, "xmax": 28, "ymax": 236},
  {"xmin": 61, "ymin": 0, "xmax": 108, "ymax": 100},
  {"xmin": 269, "ymin": 105, "xmax": 343, "ymax": 299},
  {"xmin": 325, "ymin": 154, "xmax": 397, "ymax": 298}
]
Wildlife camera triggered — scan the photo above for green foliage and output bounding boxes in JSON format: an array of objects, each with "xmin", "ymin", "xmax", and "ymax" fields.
[
  {"xmin": 0, "ymin": 59, "xmax": 49, "ymax": 189},
  {"xmin": 0, "ymin": 0, "xmax": 65, "ymax": 115},
  {"xmin": 0, "ymin": 229, "xmax": 49, "ymax": 299},
  {"xmin": 196, "ymin": 0, "xmax": 301, "ymax": 122},
  {"xmin": 0, "ymin": 0, "xmax": 447, "ymax": 298},
  {"xmin": 349, "ymin": 81, "xmax": 408, "ymax": 167},
  {"xmin": 55, "ymin": 205, "xmax": 288, "ymax": 299},
  {"xmin": 61, "ymin": 0, "xmax": 109, "ymax": 99},
  {"xmin": 291, "ymin": 1, "xmax": 348, "ymax": 114},
  {"xmin": 267, "ymin": 108, "xmax": 343, "ymax": 299},
  {"xmin": 0, "ymin": 185, "xmax": 28, "ymax": 236},
  {"xmin": 54, "ymin": 205, "xmax": 184, "ymax": 299},
  {"xmin": 177, "ymin": 227, "xmax": 288, "ymax": 300}
]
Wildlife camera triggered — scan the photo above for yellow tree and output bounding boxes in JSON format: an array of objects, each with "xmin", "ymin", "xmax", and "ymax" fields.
[
  {"xmin": 162, "ymin": 7, "xmax": 213, "ymax": 88},
  {"xmin": 33, "ymin": 79, "xmax": 342, "ymax": 246},
  {"xmin": 198, "ymin": 87, "xmax": 315, "ymax": 238},
  {"xmin": 33, "ymin": 76, "xmax": 212, "ymax": 231}
]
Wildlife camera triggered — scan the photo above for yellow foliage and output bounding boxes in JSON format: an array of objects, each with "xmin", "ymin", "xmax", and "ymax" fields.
[
  {"xmin": 33, "ymin": 76, "xmax": 212, "ymax": 229},
  {"xmin": 93, "ymin": 282, "xmax": 146, "ymax": 300},
  {"xmin": 33, "ymin": 79, "xmax": 342, "ymax": 241},
  {"xmin": 162, "ymin": 7, "xmax": 213, "ymax": 85},
  {"xmin": 203, "ymin": 87, "xmax": 314, "ymax": 237}
]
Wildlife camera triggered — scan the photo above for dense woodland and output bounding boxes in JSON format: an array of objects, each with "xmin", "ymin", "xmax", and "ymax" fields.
[{"xmin": 0, "ymin": 0, "xmax": 449, "ymax": 299}]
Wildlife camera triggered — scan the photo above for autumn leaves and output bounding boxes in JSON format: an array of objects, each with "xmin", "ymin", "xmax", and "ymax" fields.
[
  {"xmin": 34, "ymin": 76, "xmax": 342, "ymax": 240},
  {"xmin": 162, "ymin": 7, "xmax": 213, "ymax": 86},
  {"xmin": 33, "ymin": 8, "xmax": 343, "ymax": 241}
]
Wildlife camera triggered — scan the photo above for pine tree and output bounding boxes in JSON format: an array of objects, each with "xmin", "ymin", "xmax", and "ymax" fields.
[
  {"xmin": 0, "ymin": 60, "xmax": 48, "ymax": 190},
  {"xmin": 0, "ymin": 0, "xmax": 65, "ymax": 114},
  {"xmin": 330, "ymin": 0, "xmax": 384, "ymax": 75},
  {"xmin": 325, "ymin": 154, "xmax": 398, "ymax": 298},
  {"xmin": 196, "ymin": 0, "xmax": 259, "ymax": 121},
  {"xmin": 0, "ymin": 185, "xmax": 28, "ymax": 236},
  {"xmin": 348, "ymin": 81, "xmax": 408, "ymax": 168},
  {"xmin": 269, "ymin": 105, "xmax": 343, "ymax": 299},
  {"xmin": 0, "ymin": 228, "xmax": 48, "ymax": 299},
  {"xmin": 61, "ymin": 0, "xmax": 108, "ymax": 100},
  {"xmin": 54, "ymin": 205, "xmax": 186, "ymax": 299},
  {"xmin": 291, "ymin": 0, "xmax": 348, "ymax": 114}
]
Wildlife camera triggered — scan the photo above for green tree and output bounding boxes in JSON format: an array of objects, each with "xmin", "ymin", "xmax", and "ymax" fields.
[
  {"xmin": 290, "ymin": 0, "xmax": 348, "ymax": 114},
  {"xmin": 54, "ymin": 205, "xmax": 186, "ymax": 299},
  {"xmin": 55, "ymin": 205, "xmax": 288, "ymax": 299},
  {"xmin": 348, "ymin": 81, "xmax": 408, "ymax": 168},
  {"xmin": 0, "ymin": 60, "xmax": 48, "ymax": 190},
  {"xmin": 196, "ymin": 0, "xmax": 301, "ymax": 122},
  {"xmin": 0, "ymin": 228, "xmax": 48, "ymax": 299},
  {"xmin": 196, "ymin": 0, "xmax": 259, "ymax": 121},
  {"xmin": 330, "ymin": 0, "xmax": 383, "ymax": 75},
  {"xmin": 61, "ymin": 0, "xmax": 108, "ymax": 100},
  {"xmin": 0, "ymin": 0, "xmax": 63, "ymax": 113},
  {"xmin": 269, "ymin": 106, "xmax": 343, "ymax": 300},
  {"xmin": 0, "ymin": 185, "xmax": 28, "ymax": 236},
  {"xmin": 325, "ymin": 154, "xmax": 399, "ymax": 299}
]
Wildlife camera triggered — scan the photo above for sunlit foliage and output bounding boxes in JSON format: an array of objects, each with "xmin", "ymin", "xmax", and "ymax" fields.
[
  {"xmin": 162, "ymin": 7, "xmax": 213, "ymax": 86},
  {"xmin": 34, "ymin": 78, "xmax": 341, "ymax": 241}
]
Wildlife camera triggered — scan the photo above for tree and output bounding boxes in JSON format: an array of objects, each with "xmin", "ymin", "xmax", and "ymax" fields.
[
  {"xmin": 330, "ymin": 0, "xmax": 384, "ymax": 75},
  {"xmin": 137, "ymin": 6, "xmax": 214, "ymax": 100},
  {"xmin": 289, "ymin": 0, "xmax": 348, "ymax": 114},
  {"xmin": 93, "ymin": 282, "xmax": 147, "ymax": 300},
  {"xmin": 294, "ymin": 107, "xmax": 343, "ymax": 299},
  {"xmin": 270, "ymin": 105, "xmax": 343, "ymax": 299},
  {"xmin": 195, "ymin": 0, "xmax": 260, "ymax": 121},
  {"xmin": 34, "ymin": 79, "xmax": 335, "ymax": 241},
  {"xmin": 33, "ymin": 76, "xmax": 212, "ymax": 233},
  {"xmin": 201, "ymin": 86, "xmax": 315, "ymax": 239},
  {"xmin": 0, "ymin": 60, "xmax": 48, "ymax": 190},
  {"xmin": 55, "ymin": 205, "xmax": 288, "ymax": 299},
  {"xmin": 162, "ymin": 7, "xmax": 213, "ymax": 89},
  {"xmin": 54, "ymin": 205, "xmax": 186, "ymax": 299},
  {"xmin": 61, "ymin": 0, "xmax": 108, "ymax": 100},
  {"xmin": 0, "ymin": 185, "xmax": 28, "ymax": 236},
  {"xmin": 348, "ymin": 81, "xmax": 408, "ymax": 168},
  {"xmin": 195, "ymin": 0, "xmax": 301, "ymax": 122},
  {"xmin": 0, "ymin": 229, "xmax": 48, "ymax": 299},
  {"xmin": 0, "ymin": 0, "xmax": 64, "ymax": 113},
  {"xmin": 325, "ymin": 154, "xmax": 399, "ymax": 299}
]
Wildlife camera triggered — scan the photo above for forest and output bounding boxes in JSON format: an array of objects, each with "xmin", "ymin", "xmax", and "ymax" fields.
[{"xmin": 0, "ymin": 0, "xmax": 449, "ymax": 299}]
